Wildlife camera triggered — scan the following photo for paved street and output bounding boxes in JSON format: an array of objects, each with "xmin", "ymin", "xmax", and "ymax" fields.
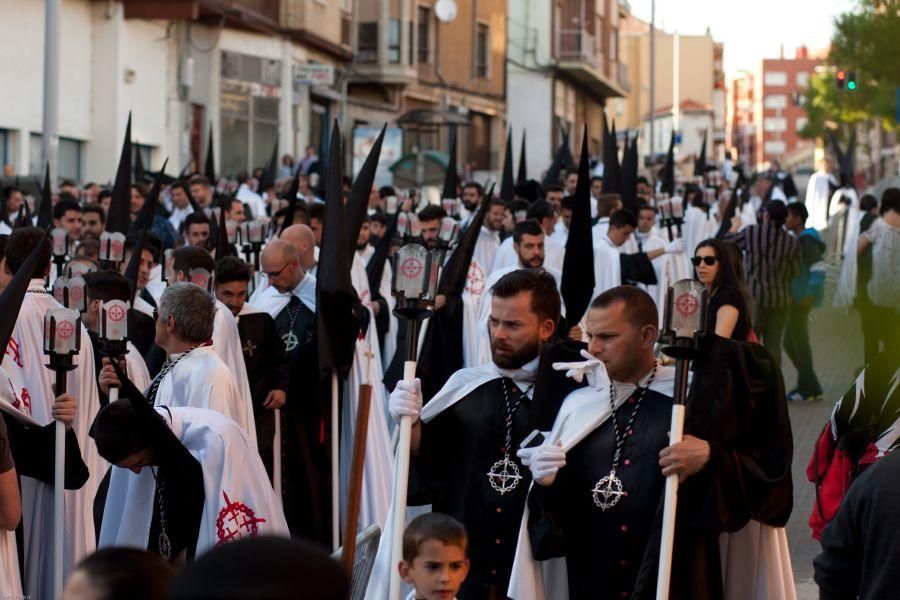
[{"xmin": 779, "ymin": 263, "xmax": 863, "ymax": 599}]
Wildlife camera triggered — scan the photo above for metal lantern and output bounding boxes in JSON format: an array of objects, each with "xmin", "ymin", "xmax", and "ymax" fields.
[
  {"xmin": 661, "ymin": 279, "xmax": 708, "ymax": 351},
  {"xmin": 189, "ymin": 267, "xmax": 213, "ymax": 293},
  {"xmin": 163, "ymin": 249, "xmax": 176, "ymax": 284},
  {"xmin": 51, "ymin": 228, "xmax": 69, "ymax": 259},
  {"xmin": 670, "ymin": 197, "xmax": 684, "ymax": 220},
  {"xmin": 391, "ymin": 242, "xmax": 439, "ymax": 321},
  {"xmin": 67, "ymin": 276, "xmax": 86, "ymax": 313},
  {"xmin": 99, "ymin": 231, "xmax": 126, "ymax": 265},
  {"xmin": 408, "ymin": 214, "xmax": 422, "ymax": 239},
  {"xmin": 43, "ymin": 308, "xmax": 82, "ymax": 358},
  {"xmin": 66, "ymin": 258, "xmax": 97, "ymax": 278},
  {"xmin": 441, "ymin": 197, "xmax": 461, "ymax": 218},
  {"xmin": 226, "ymin": 220, "xmax": 239, "ymax": 245},
  {"xmin": 386, "ymin": 195, "xmax": 399, "ymax": 214},
  {"xmin": 52, "ymin": 277, "xmax": 67, "ymax": 305},
  {"xmin": 246, "ymin": 220, "xmax": 265, "ymax": 244}
]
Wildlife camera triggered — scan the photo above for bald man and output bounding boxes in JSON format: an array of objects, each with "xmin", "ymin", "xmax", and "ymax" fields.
[
  {"xmin": 247, "ymin": 239, "xmax": 326, "ymax": 540},
  {"xmin": 280, "ymin": 224, "xmax": 317, "ymax": 274}
]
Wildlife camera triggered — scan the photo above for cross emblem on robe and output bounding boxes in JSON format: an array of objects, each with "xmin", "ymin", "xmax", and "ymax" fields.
[
  {"xmin": 592, "ymin": 471, "xmax": 625, "ymax": 511},
  {"xmin": 487, "ymin": 456, "xmax": 522, "ymax": 495},
  {"xmin": 243, "ymin": 339, "xmax": 256, "ymax": 358}
]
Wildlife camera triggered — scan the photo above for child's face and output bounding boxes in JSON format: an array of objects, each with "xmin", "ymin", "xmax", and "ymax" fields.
[{"xmin": 399, "ymin": 540, "xmax": 469, "ymax": 600}]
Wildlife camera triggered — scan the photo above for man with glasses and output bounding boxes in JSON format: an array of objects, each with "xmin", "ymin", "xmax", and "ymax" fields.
[{"xmin": 249, "ymin": 239, "xmax": 327, "ymax": 543}]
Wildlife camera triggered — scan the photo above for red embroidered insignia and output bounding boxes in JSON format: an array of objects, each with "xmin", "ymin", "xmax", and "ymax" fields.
[{"xmin": 215, "ymin": 491, "xmax": 267, "ymax": 544}]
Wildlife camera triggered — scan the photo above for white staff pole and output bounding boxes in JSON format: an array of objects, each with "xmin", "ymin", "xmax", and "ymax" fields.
[
  {"xmin": 389, "ymin": 359, "xmax": 417, "ymax": 600},
  {"xmin": 656, "ymin": 280, "xmax": 706, "ymax": 599},
  {"xmin": 54, "ymin": 417, "xmax": 65, "ymax": 599}
]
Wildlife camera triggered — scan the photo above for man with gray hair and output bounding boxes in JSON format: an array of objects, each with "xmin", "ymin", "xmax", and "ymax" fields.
[{"xmin": 99, "ymin": 282, "xmax": 255, "ymax": 438}]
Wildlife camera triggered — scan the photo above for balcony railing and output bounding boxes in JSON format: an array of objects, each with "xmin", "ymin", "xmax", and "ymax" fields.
[{"xmin": 555, "ymin": 29, "xmax": 597, "ymax": 67}]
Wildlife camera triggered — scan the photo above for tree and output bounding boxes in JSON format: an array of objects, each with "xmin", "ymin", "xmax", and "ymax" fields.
[{"xmin": 800, "ymin": 0, "xmax": 900, "ymax": 139}]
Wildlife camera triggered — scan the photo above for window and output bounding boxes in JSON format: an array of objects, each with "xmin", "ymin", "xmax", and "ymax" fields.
[
  {"xmin": 796, "ymin": 71, "xmax": 809, "ymax": 87},
  {"xmin": 221, "ymin": 51, "xmax": 281, "ymax": 86},
  {"xmin": 764, "ymin": 140, "xmax": 786, "ymax": 155},
  {"xmin": 417, "ymin": 7, "xmax": 430, "ymax": 64},
  {"xmin": 467, "ymin": 111, "xmax": 492, "ymax": 170},
  {"xmin": 133, "ymin": 143, "xmax": 153, "ymax": 173},
  {"xmin": 476, "ymin": 23, "xmax": 489, "ymax": 78},
  {"xmin": 357, "ymin": 23, "xmax": 378, "ymax": 63},
  {"xmin": 29, "ymin": 134, "xmax": 83, "ymax": 181},
  {"xmin": 764, "ymin": 71, "xmax": 787, "ymax": 86},
  {"xmin": 796, "ymin": 117, "xmax": 808, "ymax": 132},
  {"xmin": 763, "ymin": 118, "xmax": 787, "ymax": 132},
  {"xmin": 763, "ymin": 94, "xmax": 787, "ymax": 109},
  {"xmin": 388, "ymin": 19, "xmax": 401, "ymax": 64}
]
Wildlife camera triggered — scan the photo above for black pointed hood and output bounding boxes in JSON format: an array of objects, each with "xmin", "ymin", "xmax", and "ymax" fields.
[
  {"xmin": 36, "ymin": 164, "xmax": 53, "ymax": 229},
  {"xmin": 620, "ymin": 132, "xmax": 639, "ymax": 215},
  {"xmin": 122, "ymin": 228, "xmax": 147, "ymax": 303},
  {"xmin": 107, "ymin": 113, "xmax": 134, "ymax": 235},
  {"xmin": 134, "ymin": 143, "xmax": 146, "ymax": 183},
  {"xmin": 441, "ymin": 125, "xmax": 459, "ymax": 200},
  {"xmin": 346, "ymin": 124, "xmax": 386, "ymax": 256},
  {"xmin": 499, "ymin": 128, "xmax": 515, "ymax": 203},
  {"xmin": 0, "ymin": 228, "xmax": 50, "ymax": 354},
  {"xmin": 131, "ymin": 158, "xmax": 168, "ymax": 234},
  {"xmin": 215, "ymin": 201, "xmax": 229, "ymax": 259},
  {"xmin": 542, "ymin": 128, "xmax": 575, "ymax": 188},
  {"xmin": 602, "ymin": 117, "xmax": 622, "ymax": 195},
  {"xmin": 516, "ymin": 130, "xmax": 527, "ymax": 185},
  {"xmin": 660, "ymin": 131, "xmax": 676, "ymax": 195},
  {"xmin": 258, "ymin": 143, "xmax": 279, "ymax": 196},
  {"xmin": 366, "ymin": 211, "xmax": 398, "ymax": 298},
  {"xmin": 561, "ymin": 126, "xmax": 596, "ymax": 327},
  {"xmin": 204, "ymin": 124, "xmax": 216, "ymax": 183},
  {"xmin": 694, "ymin": 129, "xmax": 707, "ymax": 177},
  {"xmin": 316, "ymin": 121, "xmax": 357, "ymax": 376},
  {"xmin": 279, "ymin": 171, "xmax": 301, "ymax": 235}
]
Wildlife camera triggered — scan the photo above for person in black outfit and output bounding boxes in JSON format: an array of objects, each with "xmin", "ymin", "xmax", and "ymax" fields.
[
  {"xmin": 388, "ymin": 270, "xmax": 561, "ymax": 599},
  {"xmin": 854, "ymin": 193, "xmax": 880, "ymax": 367},
  {"xmin": 214, "ymin": 256, "xmax": 290, "ymax": 480},
  {"xmin": 815, "ymin": 449, "xmax": 900, "ymax": 600},
  {"xmin": 692, "ymin": 238, "xmax": 753, "ymax": 340}
]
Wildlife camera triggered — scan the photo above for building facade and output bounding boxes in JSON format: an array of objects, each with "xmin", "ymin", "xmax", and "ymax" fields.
[
  {"xmin": 753, "ymin": 46, "xmax": 822, "ymax": 169},
  {"xmin": 727, "ymin": 70, "xmax": 756, "ymax": 170},
  {"xmin": 506, "ymin": 0, "xmax": 630, "ymax": 180},
  {"xmin": 617, "ymin": 18, "xmax": 725, "ymax": 166}
]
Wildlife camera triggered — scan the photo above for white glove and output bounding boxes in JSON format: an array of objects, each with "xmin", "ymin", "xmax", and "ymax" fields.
[
  {"xmin": 518, "ymin": 443, "xmax": 566, "ymax": 486},
  {"xmin": 665, "ymin": 239, "xmax": 685, "ymax": 254},
  {"xmin": 389, "ymin": 378, "xmax": 422, "ymax": 424},
  {"xmin": 552, "ymin": 349, "xmax": 610, "ymax": 391}
]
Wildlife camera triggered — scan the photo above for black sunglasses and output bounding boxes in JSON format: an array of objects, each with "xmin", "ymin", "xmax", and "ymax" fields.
[{"xmin": 691, "ymin": 256, "xmax": 719, "ymax": 267}]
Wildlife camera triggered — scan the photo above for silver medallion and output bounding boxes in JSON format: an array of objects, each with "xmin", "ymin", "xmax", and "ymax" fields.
[
  {"xmin": 282, "ymin": 331, "xmax": 299, "ymax": 352},
  {"xmin": 592, "ymin": 469, "xmax": 625, "ymax": 511},
  {"xmin": 487, "ymin": 455, "xmax": 522, "ymax": 495},
  {"xmin": 159, "ymin": 531, "xmax": 172, "ymax": 561}
]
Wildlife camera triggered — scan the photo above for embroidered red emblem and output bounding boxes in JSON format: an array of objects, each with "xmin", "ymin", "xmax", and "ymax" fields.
[
  {"xmin": 19, "ymin": 388, "xmax": 32, "ymax": 415},
  {"xmin": 465, "ymin": 261, "xmax": 485, "ymax": 295},
  {"xmin": 674, "ymin": 292, "xmax": 700, "ymax": 317},
  {"xmin": 108, "ymin": 304, "xmax": 126, "ymax": 322},
  {"xmin": 400, "ymin": 256, "xmax": 423, "ymax": 279},
  {"xmin": 56, "ymin": 320, "xmax": 75, "ymax": 340},
  {"xmin": 215, "ymin": 491, "xmax": 267, "ymax": 544},
  {"xmin": 6, "ymin": 338, "xmax": 23, "ymax": 368}
]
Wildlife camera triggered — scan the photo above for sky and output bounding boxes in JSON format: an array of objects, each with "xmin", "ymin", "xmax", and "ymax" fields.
[{"xmin": 629, "ymin": 0, "xmax": 859, "ymax": 76}]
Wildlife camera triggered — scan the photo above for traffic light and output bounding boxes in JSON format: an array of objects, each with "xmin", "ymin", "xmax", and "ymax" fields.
[
  {"xmin": 847, "ymin": 70, "xmax": 857, "ymax": 91},
  {"xmin": 836, "ymin": 69, "xmax": 846, "ymax": 89}
]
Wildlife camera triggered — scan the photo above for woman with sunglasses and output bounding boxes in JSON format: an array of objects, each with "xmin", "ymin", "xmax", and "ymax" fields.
[{"xmin": 693, "ymin": 238, "xmax": 753, "ymax": 341}]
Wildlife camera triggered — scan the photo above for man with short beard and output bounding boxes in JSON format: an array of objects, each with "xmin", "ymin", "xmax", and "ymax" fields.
[{"xmin": 388, "ymin": 269, "xmax": 560, "ymax": 599}]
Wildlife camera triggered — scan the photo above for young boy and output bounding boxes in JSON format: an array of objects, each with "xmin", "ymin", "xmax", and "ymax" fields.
[{"xmin": 399, "ymin": 513, "xmax": 470, "ymax": 600}]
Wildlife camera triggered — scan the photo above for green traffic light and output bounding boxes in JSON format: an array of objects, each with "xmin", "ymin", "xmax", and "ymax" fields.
[{"xmin": 848, "ymin": 81, "xmax": 857, "ymax": 90}]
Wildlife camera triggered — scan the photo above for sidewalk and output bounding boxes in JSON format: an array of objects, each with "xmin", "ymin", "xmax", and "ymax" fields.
[{"xmin": 779, "ymin": 265, "xmax": 863, "ymax": 599}]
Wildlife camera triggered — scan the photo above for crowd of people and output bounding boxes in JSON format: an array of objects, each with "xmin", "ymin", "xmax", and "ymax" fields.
[{"xmin": 0, "ymin": 119, "xmax": 897, "ymax": 600}]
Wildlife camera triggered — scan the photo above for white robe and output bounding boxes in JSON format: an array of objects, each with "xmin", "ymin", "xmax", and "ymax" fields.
[
  {"xmin": 212, "ymin": 299, "xmax": 255, "ymax": 431},
  {"xmin": 342, "ymin": 254, "xmax": 393, "ymax": 532},
  {"xmin": 462, "ymin": 228, "xmax": 500, "ymax": 368},
  {"xmin": 491, "ymin": 236, "xmax": 565, "ymax": 274},
  {"xmin": 805, "ymin": 170, "xmax": 835, "ymax": 231},
  {"xmin": 99, "ymin": 407, "xmax": 289, "ymax": 556},
  {"xmin": 0, "ymin": 365, "xmax": 29, "ymax": 598},
  {"xmin": 249, "ymin": 273, "xmax": 317, "ymax": 317},
  {"xmin": 133, "ymin": 294, "xmax": 155, "ymax": 319},
  {"xmin": 7, "ymin": 283, "xmax": 105, "ymax": 599},
  {"xmin": 682, "ymin": 205, "xmax": 717, "ymax": 274},
  {"xmin": 358, "ymin": 245, "xmax": 398, "ymax": 376},
  {"xmin": 152, "ymin": 345, "xmax": 255, "ymax": 440},
  {"xmin": 167, "ymin": 205, "xmax": 194, "ymax": 233},
  {"xmin": 551, "ymin": 220, "xmax": 568, "ymax": 247},
  {"xmin": 236, "ymin": 184, "xmax": 268, "ymax": 221},
  {"xmin": 124, "ymin": 340, "xmax": 152, "ymax": 394},
  {"xmin": 591, "ymin": 217, "xmax": 610, "ymax": 249},
  {"xmin": 621, "ymin": 229, "xmax": 683, "ymax": 323},
  {"xmin": 834, "ymin": 211, "xmax": 868, "ymax": 309},
  {"xmin": 591, "ymin": 236, "xmax": 622, "ymax": 307}
]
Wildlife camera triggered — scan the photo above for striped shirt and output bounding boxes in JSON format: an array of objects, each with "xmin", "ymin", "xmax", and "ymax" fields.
[{"xmin": 728, "ymin": 222, "xmax": 801, "ymax": 309}]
